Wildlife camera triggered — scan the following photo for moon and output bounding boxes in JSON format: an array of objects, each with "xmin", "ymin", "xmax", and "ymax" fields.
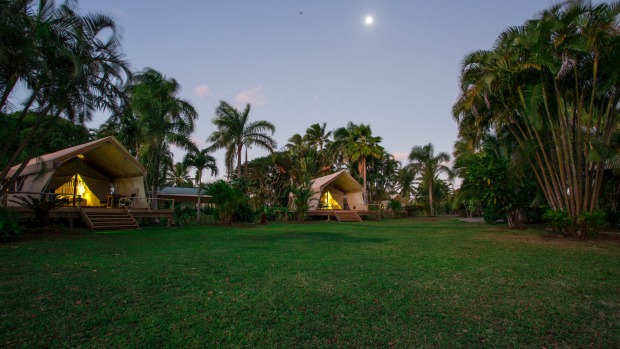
[{"xmin": 365, "ymin": 15, "xmax": 373, "ymax": 25}]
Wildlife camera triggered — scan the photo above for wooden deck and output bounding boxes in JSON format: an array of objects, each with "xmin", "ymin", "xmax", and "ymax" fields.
[
  {"xmin": 307, "ymin": 209, "xmax": 377, "ymax": 221},
  {"xmin": 5, "ymin": 206, "xmax": 174, "ymax": 229}
]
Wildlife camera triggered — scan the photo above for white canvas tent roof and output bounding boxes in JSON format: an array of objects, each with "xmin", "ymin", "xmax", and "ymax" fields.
[
  {"xmin": 309, "ymin": 170, "xmax": 366, "ymax": 210},
  {"xmin": 5, "ymin": 136, "xmax": 146, "ymax": 207},
  {"xmin": 7, "ymin": 136, "xmax": 145, "ymax": 179}
]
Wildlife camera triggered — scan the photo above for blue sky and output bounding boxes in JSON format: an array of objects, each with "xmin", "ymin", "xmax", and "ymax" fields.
[{"xmin": 80, "ymin": 0, "xmax": 559, "ymax": 179}]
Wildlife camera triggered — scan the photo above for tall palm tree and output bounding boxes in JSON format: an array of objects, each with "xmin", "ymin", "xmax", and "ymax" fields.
[
  {"xmin": 333, "ymin": 122, "xmax": 383, "ymax": 196},
  {"xmin": 408, "ymin": 143, "xmax": 452, "ymax": 216},
  {"xmin": 304, "ymin": 122, "xmax": 332, "ymax": 151},
  {"xmin": 208, "ymin": 101, "xmax": 276, "ymax": 178},
  {"xmin": 129, "ymin": 68, "xmax": 198, "ymax": 204},
  {"xmin": 0, "ymin": 0, "xmax": 130, "ymax": 195},
  {"xmin": 453, "ymin": 1, "xmax": 620, "ymax": 223},
  {"xmin": 184, "ymin": 148, "xmax": 218, "ymax": 220}
]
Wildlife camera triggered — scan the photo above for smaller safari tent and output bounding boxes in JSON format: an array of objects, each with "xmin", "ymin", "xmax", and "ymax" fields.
[
  {"xmin": 381, "ymin": 194, "xmax": 406, "ymax": 208},
  {"xmin": 309, "ymin": 170, "xmax": 366, "ymax": 211},
  {"xmin": 5, "ymin": 136, "xmax": 146, "ymax": 208}
]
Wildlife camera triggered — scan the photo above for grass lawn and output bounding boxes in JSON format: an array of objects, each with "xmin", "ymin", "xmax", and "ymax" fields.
[{"xmin": 1, "ymin": 218, "xmax": 620, "ymax": 348}]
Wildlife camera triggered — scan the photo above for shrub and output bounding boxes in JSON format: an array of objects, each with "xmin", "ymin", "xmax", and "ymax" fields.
[
  {"xmin": 234, "ymin": 201, "xmax": 256, "ymax": 223},
  {"xmin": 577, "ymin": 209, "xmax": 606, "ymax": 236},
  {"xmin": 0, "ymin": 210, "xmax": 24, "ymax": 242},
  {"xmin": 205, "ymin": 180, "xmax": 244, "ymax": 224},
  {"xmin": 387, "ymin": 200, "xmax": 402, "ymax": 218},
  {"xmin": 483, "ymin": 204, "xmax": 506, "ymax": 224},
  {"xmin": 543, "ymin": 209, "xmax": 573, "ymax": 235},
  {"xmin": 10, "ymin": 194, "xmax": 68, "ymax": 227},
  {"xmin": 604, "ymin": 207, "xmax": 618, "ymax": 229},
  {"xmin": 174, "ymin": 203, "xmax": 196, "ymax": 225}
]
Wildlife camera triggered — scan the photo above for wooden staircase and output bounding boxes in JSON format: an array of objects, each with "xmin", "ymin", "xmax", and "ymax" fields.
[
  {"xmin": 80, "ymin": 208, "xmax": 139, "ymax": 231},
  {"xmin": 333, "ymin": 210, "xmax": 362, "ymax": 222}
]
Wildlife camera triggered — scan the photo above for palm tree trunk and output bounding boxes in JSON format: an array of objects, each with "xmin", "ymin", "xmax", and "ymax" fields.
[
  {"xmin": 237, "ymin": 144, "xmax": 243, "ymax": 178},
  {"xmin": 429, "ymin": 180, "xmax": 434, "ymax": 216}
]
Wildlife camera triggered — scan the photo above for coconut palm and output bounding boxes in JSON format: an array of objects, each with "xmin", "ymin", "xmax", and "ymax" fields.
[
  {"xmin": 128, "ymin": 68, "xmax": 198, "ymax": 204},
  {"xmin": 333, "ymin": 122, "xmax": 383, "ymax": 196},
  {"xmin": 184, "ymin": 148, "xmax": 218, "ymax": 220},
  {"xmin": 166, "ymin": 162, "xmax": 192, "ymax": 187},
  {"xmin": 408, "ymin": 143, "xmax": 452, "ymax": 216},
  {"xmin": 396, "ymin": 165, "xmax": 419, "ymax": 205},
  {"xmin": 0, "ymin": 1, "xmax": 130, "ymax": 195},
  {"xmin": 208, "ymin": 101, "xmax": 276, "ymax": 178},
  {"xmin": 304, "ymin": 122, "xmax": 332, "ymax": 151}
]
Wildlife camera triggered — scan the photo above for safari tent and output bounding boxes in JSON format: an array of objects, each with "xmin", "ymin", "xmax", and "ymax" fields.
[
  {"xmin": 4, "ymin": 136, "xmax": 146, "ymax": 208},
  {"xmin": 309, "ymin": 170, "xmax": 366, "ymax": 211}
]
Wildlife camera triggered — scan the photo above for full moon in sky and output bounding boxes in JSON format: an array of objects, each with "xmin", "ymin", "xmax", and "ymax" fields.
[{"xmin": 365, "ymin": 15, "xmax": 373, "ymax": 25}]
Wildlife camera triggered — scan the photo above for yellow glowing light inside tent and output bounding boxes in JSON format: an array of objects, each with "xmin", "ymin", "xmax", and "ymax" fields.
[
  {"xmin": 75, "ymin": 174, "xmax": 96, "ymax": 206},
  {"xmin": 320, "ymin": 191, "xmax": 342, "ymax": 210}
]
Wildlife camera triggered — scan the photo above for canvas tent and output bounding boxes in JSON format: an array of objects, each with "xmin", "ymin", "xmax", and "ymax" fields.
[
  {"xmin": 309, "ymin": 170, "xmax": 366, "ymax": 211},
  {"xmin": 381, "ymin": 194, "xmax": 406, "ymax": 208},
  {"xmin": 4, "ymin": 136, "xmax": 146, "ymax": 208}
]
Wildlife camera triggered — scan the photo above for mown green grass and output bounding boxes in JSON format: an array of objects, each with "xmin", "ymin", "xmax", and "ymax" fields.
[{"xmin": 1, "ymin": 218, "xmax": 619, "ymax": 348}]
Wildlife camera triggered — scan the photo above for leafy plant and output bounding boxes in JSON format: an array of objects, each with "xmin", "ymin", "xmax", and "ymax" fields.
[
  {"xmin": 543, "ymin": 209, "xmax": 573, "ymax": 235},
  {"xmin": 205, "ymin": 180, "xmax": 244, "ymax": 224},
  {"xmin": 577, "ymin": 210, "xmax": 606, "ymax": 236},
  {"xmin": 174, "ymin": 203, "xmax": 196, "ymax": 226},
  {"xmin": 0, "ymin": 209, "xmax": 24, "ymax": 242},
  {"xmin": 387, "ymin": 200, "xmax": 402, "ymax": 218},
  {"xmin": 291, "ymin": 182, "xmax": 314, "ymax": 222},
  {"xmin": 10, "ymin": 194, "xmax": 69, "ymax": 227}
]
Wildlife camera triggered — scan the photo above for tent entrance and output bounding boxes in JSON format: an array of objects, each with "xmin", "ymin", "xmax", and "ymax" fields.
[
  {"xmin": 55, "ymin": 174, "xmax": 101, "ymax": 207},
  {"xmin": 319, "ymin": 190, "xmax": 342, "ymax": 210}
]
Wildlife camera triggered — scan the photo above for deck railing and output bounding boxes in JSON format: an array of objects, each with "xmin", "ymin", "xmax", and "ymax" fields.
[
  {"xmin": 118, "ymin": 196, "xmax": 174, "ymax": 212},
  {"xmin": 1, "ymin": 191, "xmax": 84, "ymax": 208},
  {"xmin": 1, "ymin": 192, "xmax": 174, "ymax": 212}
]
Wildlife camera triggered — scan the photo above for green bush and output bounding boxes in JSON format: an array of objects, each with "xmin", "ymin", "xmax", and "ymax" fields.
[
  {"xmin": 234, "ymin": 201, "xmax": 256, "ymax": 223},
  {"xmin": 387, "ymin": 200, "xmax": 402, "ymax": 218},
  {"xmin": 174, "ymin": 203, "xmax": 196, "ymax": 225},
  {"xmin": 543, "ymin": 209, "xmax": 573, "ymax": 235},
  {"xmin": 577, "ymin": 209, "xmax": 606, "ymax": 236},
  {"xmin": 483, "ymin": 204, "xmax": 506, "ymax": 224},
  {"xmin": 604, "ymin": 207, "xmax": 618, "ymax": 229},
  {"xmin": 0, "ymin": 210, "xmax": 24, "ymax": 242}
]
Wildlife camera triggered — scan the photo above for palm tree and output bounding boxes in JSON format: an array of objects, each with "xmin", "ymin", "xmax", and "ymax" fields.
[
  {"xmin": 184, "ymin": 148, "xmax": 218, "ymax": 220},
  {"xmin": 166, "ymin": 162, "xmax": 192, "ymax": 187},
  {"xmin": 0, "ymin": 1, "xmax": 130, "ymax": 195},
  {"xmin": 396, "ymin": 165, "xmax": 419, "ymax": 205},
  {"xmin": 129, "ymin": 68, "xmax": 198, "ymax": 204},
  {"xmin": 208, "ymin": 101, "xmax": 276, "ymax": 178},
  {"xmin": 453, "ymin": 1, "xmax": 620, "ymax": 224},
  {"xmin": 408, "ymin": 143, "xmax": 452, "ymax": 216},
  {"xmin": 334, "ymin": 122, "xmax": 383, "ymax": 196},
  {"xmin": 304, "ymin": 122, "xmax": 332, "ymax": 151}
]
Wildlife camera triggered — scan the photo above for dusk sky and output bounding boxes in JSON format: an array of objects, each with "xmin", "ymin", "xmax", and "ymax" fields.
[{"xmin": 80, "ymin": 0, "xmax": 559, "ymax": 180}]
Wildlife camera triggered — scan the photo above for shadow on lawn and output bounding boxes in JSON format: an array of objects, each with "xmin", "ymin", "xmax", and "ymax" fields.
[{"xmin": 244, "ymin": 232, "xmax": 389, "ymax": 244}]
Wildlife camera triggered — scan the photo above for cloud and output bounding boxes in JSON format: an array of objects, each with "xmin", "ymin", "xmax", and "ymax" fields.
[
  {"xmin": 392, "ymin": 152, "xmax": 409, "ymax": 162},
  {"xmin": 236, "ymin": 85, "xmax": 267, "ymax": 106},
  {"xmin": 194, "ymin": 85, "xmax": 212, "ymax": 99}
]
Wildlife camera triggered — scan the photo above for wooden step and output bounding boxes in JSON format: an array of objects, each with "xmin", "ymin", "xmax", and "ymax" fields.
[
  {"xmin": 80, "ymin": 208, "xmax": 139, "ymax": 230},
  {"xmin": 333, "ymin": 210, "xmax": 362, "ymax": 222}
]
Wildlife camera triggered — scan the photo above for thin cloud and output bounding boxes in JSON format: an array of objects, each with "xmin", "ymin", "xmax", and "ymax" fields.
[
  {"xmin": 392, "ymin": 152, "xmax": 409, "ymax": 163},
  {"xmin": 194, "ymin": 85, "xmax": 212, "ymax": 99},
  {"xmin": 236, "ymin": 85, "xmax": 267, "ymax": 106}
]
